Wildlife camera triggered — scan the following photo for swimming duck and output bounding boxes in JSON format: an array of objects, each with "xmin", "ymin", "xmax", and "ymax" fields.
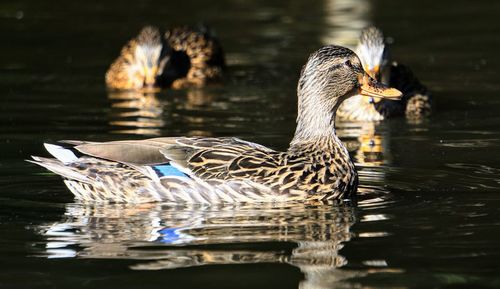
[
  {"xmin": 105, "ymin": 25, "xmax": 224, "ymax": 90},
  {"xmin": 30, "ymin": 46, "xmax": 401, "ymax": 204},
  {"xmin": 162, "ymin": 26, "xmax": 225, "ymax": 89},
  {"xmin": 336, "ymin": 26, "xmax": 431, "ymax": 121},
  {"xmin": 105, "ymin": 26, "xmax": 166, "ymax": 90}
]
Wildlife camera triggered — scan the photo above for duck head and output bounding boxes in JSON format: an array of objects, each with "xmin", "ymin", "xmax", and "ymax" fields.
[
  {"xmin": 297, "ymin": 45, "xmax": 401, "ymax": 112},
  {"xmin": 292, "ymin": 45, "xmax": 401, "ymax": 143},
  {"xmin": 355, "ymin": 26, "xmax": 389, "ymax": 81},
  {"xmin": 133, "ymin": 26, "xmax": 168, "ymax": 88}
]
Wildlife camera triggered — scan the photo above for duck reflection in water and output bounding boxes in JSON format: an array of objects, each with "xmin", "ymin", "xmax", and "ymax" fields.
[
  {"xmin": 337, "ymin": 122, "xmax": 390, "ymax": 167},
  {"xmin": 108, "ymin": 89, "xmax": 216, "ymax": 137},
  {"xmin": 108, "ymin": 90, "xmax": 167, "ymax": 136},
  {"xmin": 36, "ymin": 203, "xmax": 387, "ymax": 288}
]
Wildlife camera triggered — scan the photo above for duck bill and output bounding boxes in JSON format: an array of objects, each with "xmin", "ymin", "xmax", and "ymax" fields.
[
  {"xmin": 144, "ymin": 65, "xmax": 158, "ymax": 86},
  {"xmin": 358, "ymin": 73, "xmax": 402, "ymax": 100},
  {"xmin": 365, "ymin": 65, "xmax": 380, "ymax": 79}
]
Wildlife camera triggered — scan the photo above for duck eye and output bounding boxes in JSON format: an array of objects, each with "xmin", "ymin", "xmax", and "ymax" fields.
[{"xmin": 344, "ymin": 60, "xmax": 353, "ymax": 68}]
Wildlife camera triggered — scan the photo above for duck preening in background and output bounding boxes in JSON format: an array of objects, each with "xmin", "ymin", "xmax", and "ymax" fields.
[
  {"xmin": 337, "ymin": 26, "xmax": 432, "ymax": 121},
  {"xmin": 105, "ymin": 25, "xmax": 225, "ymax": 90},
  {"xmin": 30, "ymin": 45, "xmax": 401, "ymax": 204}
]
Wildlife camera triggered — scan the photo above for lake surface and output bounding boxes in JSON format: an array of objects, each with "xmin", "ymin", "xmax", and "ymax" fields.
[{"xmin": 1, "ymin": 0, "xmax": 500, "ymax": 288}]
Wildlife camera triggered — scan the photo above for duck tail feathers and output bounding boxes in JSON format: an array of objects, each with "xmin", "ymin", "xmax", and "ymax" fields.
[{"xmin": 43, "ymin": 143, "xmax": 79, "ymax": 164}]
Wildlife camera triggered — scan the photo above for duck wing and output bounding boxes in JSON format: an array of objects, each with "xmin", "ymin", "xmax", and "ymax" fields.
[
  {"xmin": 72, "ymin": 137, "xmax": 278, "ymax": 179},
  {"xmin": 30, "ymin": 137, "xmax": 288, "ymax": 204}
]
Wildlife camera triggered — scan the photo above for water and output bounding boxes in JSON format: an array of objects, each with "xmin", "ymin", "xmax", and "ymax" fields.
[{"xmin": 1, "ymin": 0, "xmax": 500, "ymax": 288}]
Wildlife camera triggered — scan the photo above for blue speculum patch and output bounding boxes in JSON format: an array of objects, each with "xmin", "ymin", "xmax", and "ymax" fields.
[{"xmin": 152, "ymin": 163, "xmax": 188, "ymax": 178}]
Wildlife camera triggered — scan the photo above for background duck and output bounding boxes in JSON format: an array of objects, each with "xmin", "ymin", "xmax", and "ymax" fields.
[
  {"xmin": 162, "ymin": 26, "xmax": 225, "ymax": 89},
  {"xmin": 105, "ymin": 26, "xmax": 166, "ymax": 90},
  {"xmin": 337, "ymin": 26, "xmax": 432, "ymax": 121},
  {"xmin": 30, "ymin": 46, "xmax": 401, "ymax": 204},
  {"xmin": 105, "ymin": 25, "xmax": 225, "ymax": 90}
]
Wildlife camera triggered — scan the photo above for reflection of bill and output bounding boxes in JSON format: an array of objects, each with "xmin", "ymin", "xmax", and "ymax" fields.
[
  {"xmin": 38, "ymin": 203, "xmax": 359, "ymax": 288},
  {"xmin": 335, "ymin": 121, "xmax": 391, "ymax": 198},
  {"xmin": 337, "ymin": 122, "xmax": 390, "ymax": 167},
  {"xmin": 357, "ymin": 134, "xmax": 384, "ymax": 166}
]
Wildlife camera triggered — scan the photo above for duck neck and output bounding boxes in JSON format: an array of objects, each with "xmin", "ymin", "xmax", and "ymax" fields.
[{"xmin": 289, "ymin": 90, "xmax": 344, "ymax": 152}]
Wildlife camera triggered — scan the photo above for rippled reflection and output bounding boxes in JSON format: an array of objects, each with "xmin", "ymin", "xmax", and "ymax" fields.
[
  {"xmin": 337, "ymin": 121, "xmax": 392, "ymax": 182},
  {"xmin": 335, "ymin": 121, "xmax": 393, "ymax": 199},
  {"xmin": 321, "ymin": 0, "xmax": 371, "ymax": 47},
  {"xmin": 108, "ymin": 89, "xmax": 219, "ymax": 136},
  {"xmin": 36, "ymin": 203, "xmax": 364, "ymax": 288},
  {"xmin": 338, "ymin": 122, "xmax": 391, "ymax": 167},
  {"xmin": 108, "ymin": 91, "xmax": 167, "ymax": 136}
]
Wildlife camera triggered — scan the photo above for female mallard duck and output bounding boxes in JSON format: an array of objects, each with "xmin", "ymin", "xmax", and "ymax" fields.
[
  {"xmin": 163, "ymin": 26, "xmax": 225, "ymax": 89},
  {"xmin": 105, "ymin": 26, "xmax": 166, "ymax": 90},
  {"xmin": 336, "ymin": 26, "xmax": 431, "ymax": 121},
  {"xmin": 30, "ymin": 46, "xmax": 401, "ymax": 204},
  {"xmin": 105, "ymin": 25, "xmax": 224, "ymax": 90}
]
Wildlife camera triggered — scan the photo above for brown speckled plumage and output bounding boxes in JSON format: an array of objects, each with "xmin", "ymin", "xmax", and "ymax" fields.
[
  {"xmin": 163, "ymin": 26, "xmax": 225, "ymax": 89},
  {"xmin": 337, "ymin": 26, "xmax": 432, "ymax": 121},
  {"xmin": 30, "ymin": 46, "xmax": 402, "ymax": 204},
  {"xmin": 106, "ymin": 26, "xmax": 166, "ymax": 90},
  {"xmin": 105, "ymin": 25, "xmax": 225, "ymax": 90}
]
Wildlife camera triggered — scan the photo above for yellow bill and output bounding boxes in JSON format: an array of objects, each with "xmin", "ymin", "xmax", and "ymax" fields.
[
  {"xmin": 358, "ymin": 73, "xmax": 402, "ymax": 100},
  {"xmin": 365, "ymin": 65, "xmax": 380, "ymax": 79},
  {"xmin": 144, "ymin": 65, "xmax": 159, "ymax": 86}
]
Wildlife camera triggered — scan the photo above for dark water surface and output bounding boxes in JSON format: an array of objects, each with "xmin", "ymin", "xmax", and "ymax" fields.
[{"xmin": 1, "ymin": 0, "xmax": 500, "ymax": 288}]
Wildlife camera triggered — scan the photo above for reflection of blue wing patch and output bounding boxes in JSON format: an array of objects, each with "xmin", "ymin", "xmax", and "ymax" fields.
[
  {"xmin": 152, "ymin": 163, "xmax": 188, "ymax": 178},
  {"xmin": 157, "ymin": 228, "xmax": 182, "ymax": 244}
]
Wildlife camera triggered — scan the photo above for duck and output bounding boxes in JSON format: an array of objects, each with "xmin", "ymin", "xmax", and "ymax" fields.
[
  {"xmin": 105, "ymin": 26, "xmax": 166, "ymax": 90},
  {"xmin": 105, "ymin": 25, "xmax": 225, "ymax": 90},
  {"xmin": 162, "ymin": 26, "xmax": 225, "ymax": 89},
  {"xmin": 29, "ymin": 45, "xmax": 401, "ymax": 204},
  {"xmin": 336, "ymin": 26, "xmax": 431, "ymax": 121}
]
